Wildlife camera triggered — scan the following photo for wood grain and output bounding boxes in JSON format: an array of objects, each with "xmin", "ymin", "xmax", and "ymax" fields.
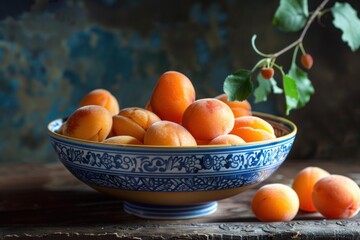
[{"xmin": 0, "ymin": 160, "xmax": 359, "ymax": 239}]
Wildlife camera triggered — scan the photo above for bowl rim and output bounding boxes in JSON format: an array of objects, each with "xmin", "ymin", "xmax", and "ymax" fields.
[{"xmin": 47, "ymin": 111, "xmax": 297, "ymax": 150}]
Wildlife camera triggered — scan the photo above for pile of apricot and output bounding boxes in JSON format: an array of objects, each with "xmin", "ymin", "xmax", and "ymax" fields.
[
  {"xmin": 56, "ymin": 70, "xmax": 360, "ymax": 221},
  {"xmin": 251, "ymin": 166, "xmax": 360, "ymax": 222},
  {"xmin": 59, "ymin": 70, "xmax": 275, "ymax": 146}
]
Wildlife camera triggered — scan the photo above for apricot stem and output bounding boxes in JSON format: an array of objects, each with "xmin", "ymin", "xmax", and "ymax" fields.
[{"xmin": 251, "ymin": 58, "xmax": 271, "ymax": 72}]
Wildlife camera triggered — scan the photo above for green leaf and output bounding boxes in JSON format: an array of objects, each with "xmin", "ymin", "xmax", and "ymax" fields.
[
  {"xmin": 288, "ymin": 63, "xmax": 314, "ymax": 108},
  {"xmin": 282, "ymin": 74, "xmax": 299, "ymax": 115},
  {"xmin": 254, "ymin": 74, "xmax": 283, "ymax": 103},
  {"xmin": 223, "ymin": 69, "xmax": 253, "ymax": 101},
  {"xmin": 273, "ymin": 0, "xmax": 309, "ymax": 32},
  {"xmin": 331, "ymin": 2, "xmax": 360, "ymax": 51},
  {"xmin": 254, "ymin": 74, "xmax": 272, "ymax": 103},
  {"xmin": 270, "ymin": 78, "xmax": 283, "ymax": 94}
]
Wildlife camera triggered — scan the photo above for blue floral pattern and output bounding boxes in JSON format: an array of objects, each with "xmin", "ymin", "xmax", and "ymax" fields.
[
  {"xmin": 48, "ymin": 117, "xmax": 296, "ymax": 192},
  {"xmin": 49, "ymin": 136, "xmax": 294, "ymax": 192}
]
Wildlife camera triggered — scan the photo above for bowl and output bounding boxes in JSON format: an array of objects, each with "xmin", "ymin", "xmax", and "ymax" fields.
[{"xmin": 47, "ymin": 112, "xmax": 297, "ymax": 219}]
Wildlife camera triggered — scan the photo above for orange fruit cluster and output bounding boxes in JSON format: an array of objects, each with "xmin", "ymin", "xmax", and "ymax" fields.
[
  {"xmin": 59, "ymin": 71, "xmax": 276, "ymax": 146},
  {"xmin": 251, "ymin": 166, "xmax": 360, "ymax": 222}
]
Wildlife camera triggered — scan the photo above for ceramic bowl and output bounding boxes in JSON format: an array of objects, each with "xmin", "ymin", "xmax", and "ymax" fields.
[{"xmin": 48, "ymin": 112, "xmax": 296, "ymax": 219}]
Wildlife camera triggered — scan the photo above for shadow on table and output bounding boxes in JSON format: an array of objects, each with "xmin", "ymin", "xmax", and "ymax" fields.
[{"xmin": 0, "ymin": 189, "xmax": 136, "ymax": 225}]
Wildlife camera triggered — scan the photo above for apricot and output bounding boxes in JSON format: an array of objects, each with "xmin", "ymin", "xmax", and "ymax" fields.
[
  {"xmin": 182, "ymin": 98, "xmax": 235, "ymax": 141},
  {"xmin": 104, "ymin": 136, "xmax": 142, "ymax": 145},
  {"xmin": 251, "ymin": 183, "xmax": 299, "ymax": 222},
  {"xmin": 119, "ymin": 107, "xmax": 161, "ymax": 130},
  {"xmin": 230, "ymin": 116, "xmax": 276, "ymax": 142},
  {"xmin": 292, "ymin": 166, "xmax": 330, "ymax": 212},
  {"xmin": 63, "ymin": 105, "xmax": 112, "ymax": 142},
  {"xmin": 208, "ymin": 134, "xmax": 245, "ymax": 145},
  {"xmin": 112, "ymin": 107, "xmax": 161, "ymax": 142},
  {"xmin": 312, "ymin": 175, "xmax": 360, "ymax": 219},
  {"xmin": 150, "ymin": 71, "xmax": 195, "ymax": 123},
  {"xmin": 80, "ymin": 89, "xmax": 120, "ymax": 115},
  {"xmin": 112, "ymin": 115, "xmax": 145, "ymax": 142},
  {"xmin": 143, "ymin": 121, "xmax": 197, "ymax": 146},
  {"xmin": 215, "ymin": 93, "xmax": 252, "ymax": 118}
]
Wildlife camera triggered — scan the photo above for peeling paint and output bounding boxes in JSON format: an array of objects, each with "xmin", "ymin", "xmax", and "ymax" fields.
[{"xmin": 0, "ymin": 0, "xmax": 359, "ymax": 163}]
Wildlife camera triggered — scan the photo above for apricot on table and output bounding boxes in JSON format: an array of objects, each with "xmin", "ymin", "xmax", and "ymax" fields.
[
  {"xmin": 312, "ymin": 174, "xmax": 360, "ymax": 219},
  {"xmin": 63, "ymin": 105, "xmax": 113, "ymax": 142},
  {"xmin": 230, "ymin": 116, "xmax": 276, "ymax": 142},
  {"xmin": 112, "ymin": 107, "xmax": 161, "ymax": 142},
  {"xmin": 143, "ymin": 120, "xmax": 197, "ymax": 146},
  {"xmin": 292, "ymin": 166, "xmax": 330, "ymax": 212},
  {"xmin": 251, "ymin": 183, "xmax": 299, "ymax": 222},
  {"xmin": 208, "ymin": 134, "xmax": 245, "ymax": 145},
  {"xmin": 104, "ymin": 136, "xmax": 142, "ymax": 145},
  {"xmin": 215, "ymin": 93, "xmax": 252, "ymax": 118},
  {"xmin": 182, "ymin": 98, "xmax": 235, "ymax": 141},
  {"xmin": 80, "ymin": 88, "xmax": 120, "ymax": 115},
  {"xmin": 150, "ymin": 71, "xmax": 195, "ymax": 124}
]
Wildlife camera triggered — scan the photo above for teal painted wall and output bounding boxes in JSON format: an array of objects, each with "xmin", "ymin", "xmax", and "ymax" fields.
[{"xmin": 0, "ymin": 0, "xmax": 359, "ymax": 163}]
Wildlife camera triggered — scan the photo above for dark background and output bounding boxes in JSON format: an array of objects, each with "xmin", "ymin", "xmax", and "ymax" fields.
[{"xmin": 0, "ymin": 0, "xmax": 359, "ymax": 163}]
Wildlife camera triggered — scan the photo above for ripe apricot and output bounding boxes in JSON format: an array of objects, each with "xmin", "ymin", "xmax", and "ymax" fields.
[
  {"xmin": 143, "ymin": 121, "xmax": 197, "ymax": 146},
  {"xmin": 80, "ymin": 89, "xmax": 120, "ymax": 115},
  {"xmin": 112, "ymin": 107, "xmax": 161, "ymax": 142},
  {"xmin": 230, "ymin": 116, "xmax": 276, "ymax": 142},
  {"xmin": 208, "ymin": 134, "xmax": 245, "ymax": 145},
  {"xmin": 63, "ymin": 105, "xmax": 112, "ymax": 142},
  {"xmin": 112, "ymin": 115, "xmax": 145, "ymax": 142},
  {"xmin": 216, "ymin": 93, "xmax": 252, "ymax": 118},
  {"xmin": 182, "ymin": 98, "xmax": 235, "ymax": 141},
  {"xmin": 104, "ymin": 136, "xmax": 142, "ymax": 145},
  {"xmin": 150, "ymin": 71, "xmax": 195, "ymax": 123},
  {"xmin": 312, "ymin": 175, "xmax": 360, "ymax": 219},
  {"xmin": 292, "ymin": 166, "xmax": 330, "ymax": 212},
  {"xmin": 251, "ymin": 183, "xmax": 299, "ymax": 222},
  {"xmin": 119, "ymin": 107, "xmax": 161, "ymax": 130}
]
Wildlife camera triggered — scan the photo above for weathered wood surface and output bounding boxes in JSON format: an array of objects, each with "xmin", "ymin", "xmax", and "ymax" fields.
[{"xmin": 0, "ymin": 160, "xmax": 359, "ymax": 239}]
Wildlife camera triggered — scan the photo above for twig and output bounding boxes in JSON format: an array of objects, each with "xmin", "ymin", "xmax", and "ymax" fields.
[{"xmin": 260, "ymin": 0, "xmax": 331, "ymax": 58}]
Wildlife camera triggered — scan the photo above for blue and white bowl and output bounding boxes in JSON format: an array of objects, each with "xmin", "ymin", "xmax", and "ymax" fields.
[{"xmin": 48, "ymin": 112, "xmax": 296, "ymax": 219}]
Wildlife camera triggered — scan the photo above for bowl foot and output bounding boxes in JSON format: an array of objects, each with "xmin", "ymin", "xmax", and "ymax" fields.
[{"xmin": 123, "ymin": 201, "xmax": 218, "ymax": 219}]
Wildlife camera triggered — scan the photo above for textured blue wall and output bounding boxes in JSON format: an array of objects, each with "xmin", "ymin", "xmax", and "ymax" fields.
[{"xmin": 0, "ymin": 0, "xmax": 359, "ymax": 163}]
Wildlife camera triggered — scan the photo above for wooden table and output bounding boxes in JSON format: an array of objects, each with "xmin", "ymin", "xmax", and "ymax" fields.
[{"xmin": 1, "ymin": 160, "xmax": 359, "ymax": 239}]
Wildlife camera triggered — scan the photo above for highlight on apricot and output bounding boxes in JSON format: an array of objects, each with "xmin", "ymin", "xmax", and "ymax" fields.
[
  {"xmin": 208, "ymin": 134, "xmax": 246, "ymax": 145},
  {"xmin": 63, "ymin": 105, "xmax": 113, "ymax": 142},
  {"xmin": 215, "ymin": 93, "xmax": 252, "ymax": 118},
  {"xmin": 251, "ymin": 183, "xmax": 299, "ymax": 222},
  {"xmin": 80, "ymin": 88, "xmax": 120, "ymax": 115},
  {"xmin": 111, "ymin": 107, "xmax": 161, "ymax": 142},
  {"xmin": 230, "ymin": 116, "xmax": 276, "ymax": 143},
  {"xmin": 104, "ymin": 136, "xmax": 143, "ymax": 145},
  {"xmin": 150, "ymin": 71, "xmax": 195, "ymax": 124},
  {"xmin": 312, "ymin": 174, "xmax": 360, "ymax": 219},
  {"xmin": 182, "ymin": 98, "xmax": 235, "ymax": 141},
  {"xmin": 143, "ymin": 120, "xmax": 197, "ymax": 147},
  {"xmin": 118, "ymin": 107, "xmax": 161, "ymax": 131},
  {"xmin": 292, "ymin": 166, "xmax": 330, "ymax": 212}
]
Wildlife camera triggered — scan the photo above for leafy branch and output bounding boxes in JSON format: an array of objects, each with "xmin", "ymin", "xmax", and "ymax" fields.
[{"xmin": 224, "ymin": 0, "xmax": 360, "ymax": 115}]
